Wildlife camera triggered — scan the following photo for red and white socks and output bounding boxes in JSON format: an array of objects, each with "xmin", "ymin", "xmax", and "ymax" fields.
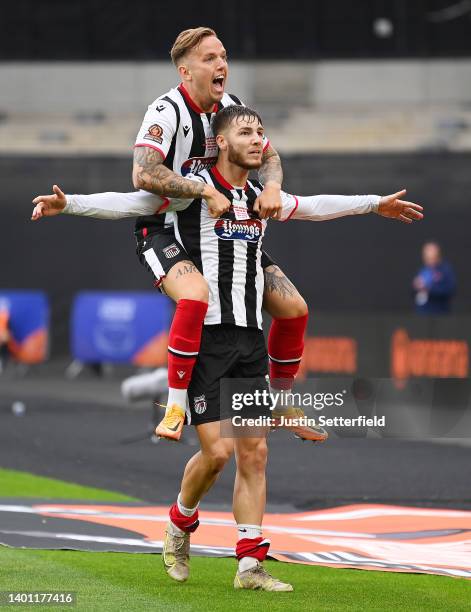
[
  {"xmin": 167, "ymin": 506, "xmax": 270, "ymax": 573},
  {"xmin": 268, "ymin": 314, "xmax": 308, "ymax": 395},
  {"xmin": 236, "ymin": 524, "xmax": 270, "ymax": 572},
  {"xmin": 168, "ymin": 492, "xmax": 199, "ymax": 535},
  {"xmin": 167, "ymin": 299, "xmax": 208, "ymax": 409}
]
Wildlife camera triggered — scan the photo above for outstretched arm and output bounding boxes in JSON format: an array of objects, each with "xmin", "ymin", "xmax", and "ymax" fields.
[
  {"xmin": 32, "ymin": 185, "xmax": 168, "ymax": 220},
  {"xmin": 31, "ymin": 185, "xmax": 194, "ymax": 222},
  {"xmin": 31, "ymin": 176, "xmax": 226, "ymax": 222},
  {"xmin": 279, "ymin": 189, "xmax": 423, "ymax": 223}
]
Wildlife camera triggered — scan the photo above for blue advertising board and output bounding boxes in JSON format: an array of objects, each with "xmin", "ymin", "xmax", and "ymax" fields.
[
  {"xmin": 0, "ymin": 291, "xmax": 49, "ymax": 363},
  {"xmin": 71, "ymin": 291, "xmax": 172, "ymax": 365}
]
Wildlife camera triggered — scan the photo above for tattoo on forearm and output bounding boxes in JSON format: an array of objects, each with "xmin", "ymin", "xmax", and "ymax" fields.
[
  {"xmin": 259, "ymin": 148, "xmax": 283, "ymax": 186},
  {"xmin": 133, "ymin": 148, "xmax": 205, "ymax": 198},
  {"xmin": 264, "ymin": 266, "xmax": 296, "ymax": 299},
  {"xmin": 175, "ymin": 263, "xmax": 198, "ymax": 278}
]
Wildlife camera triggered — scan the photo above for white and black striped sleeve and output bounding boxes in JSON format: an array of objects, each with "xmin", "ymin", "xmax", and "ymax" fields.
[
  {"xmin": 278, "ymin": 191, "xmax": 381, "ymax": 222},
  {"xmin": 134, "ymin": 98, "xmax": 178, "ymax": 160}
]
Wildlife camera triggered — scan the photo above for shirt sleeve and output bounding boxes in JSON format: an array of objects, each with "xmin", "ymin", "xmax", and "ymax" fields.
[
  {"xmin": 63, "ymin": 191, "xmax": 166, "ymax": 219},
  {"xmin": 278, "ymin": 191, "xmax": 381, "ymax": 222},
  {"xmin": 63, "ymin": 175, "xmax": 206, "ymax": 219},
  {"xmin": 134, "ymin": 98, "xmax": 178, "ymax": 160}
]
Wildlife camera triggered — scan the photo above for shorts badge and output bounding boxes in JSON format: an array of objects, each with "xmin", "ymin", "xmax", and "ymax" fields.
[{"xmin": 194, "ymin": 395, "xmax": 207, "ymax": 414}]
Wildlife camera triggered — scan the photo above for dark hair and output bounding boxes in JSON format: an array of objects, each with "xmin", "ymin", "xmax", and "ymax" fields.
[{"xmin": 211, "ymin": 105, "xmax": 263, "ymax": 137}]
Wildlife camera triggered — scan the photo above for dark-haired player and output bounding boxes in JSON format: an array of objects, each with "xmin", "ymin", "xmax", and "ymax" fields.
[{"xmin": 32, "ymin": 105, "xmax": 423, "ymax": 592}]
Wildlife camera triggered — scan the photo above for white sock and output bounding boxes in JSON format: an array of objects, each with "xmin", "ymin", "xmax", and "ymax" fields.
[
  {"xmin": 177, "ymin": 492, "xmax": 198, "ymax": 517},
  {"xmin": 237, "ymin": 524, "xmax": 262, "ymax": 540},
  {"xmin": 239, "ymin": 556, "xmax": 258, "ymax": 572},
  {"xmin": 168, "ymin": 520, "xmax": 185, "ymax": 536},
  {"xmin": 237, "ymin": 524, "xmax": 262, "ymax": 572},
  {"xmin": 167, "ymin": 388, "xmax": 187, "ymax": 410}
]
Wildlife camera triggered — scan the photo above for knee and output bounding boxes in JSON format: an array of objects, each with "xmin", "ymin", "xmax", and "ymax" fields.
[
  {"xmin": 179, "ymin": 279, "xmax": 209, "ymax": 304},
  {"xmin": 204, "ymin": 444, "xmax": 233, "ymax": 474},
  {"xmin": 289, "ymin": 294, "xmax": 308, "ymax": 319},
  {"xmin": 237, "ymin": 440, "xmax": 268, "ymax": 474}
]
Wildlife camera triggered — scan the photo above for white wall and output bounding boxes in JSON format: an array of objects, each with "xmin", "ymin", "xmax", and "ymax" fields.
[
  {"xmin": 0, "ymin": 62, "xmax": 252, "ymax": 114},
  {"xmin": 1, "ymin": 60, "xmax": 471, "ymax": 114}
]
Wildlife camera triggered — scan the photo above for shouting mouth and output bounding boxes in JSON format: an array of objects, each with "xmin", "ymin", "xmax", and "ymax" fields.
[{"xmin": 212, "ymin": 75, "xmax": 225, "ymax": 93}]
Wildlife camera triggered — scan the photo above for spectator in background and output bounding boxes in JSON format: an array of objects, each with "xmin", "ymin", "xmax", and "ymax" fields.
[{"xmin": 413, "ymin": 241, "xmax": 456, "ymax": 314}]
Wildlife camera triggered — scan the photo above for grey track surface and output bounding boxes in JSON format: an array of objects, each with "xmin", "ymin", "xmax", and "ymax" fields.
[{"xmin": 1, "ymin": 365, "xmax": 471, "ymax": 510}]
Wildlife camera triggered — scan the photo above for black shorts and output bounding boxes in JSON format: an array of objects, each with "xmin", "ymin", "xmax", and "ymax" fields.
[
  {"xmin": 187, "ymin": 324, "xmax": 270, "ymax": 426},
  {"xmin": 136, "ymin": 227, "xmax": 277, "ymax": 288}
]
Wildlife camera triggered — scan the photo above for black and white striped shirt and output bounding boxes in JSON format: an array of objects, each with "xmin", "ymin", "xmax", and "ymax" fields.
[
  {"xmin": 64, "ymin": 181, "xmax": 381, "ymax": 330},
  {"xmin": 172, "ymin": 167, "xmax": 267, "ymax": 329},
  {"xmin": 134, "ymin": 84, "xmax": 269, "ymax": 237}
]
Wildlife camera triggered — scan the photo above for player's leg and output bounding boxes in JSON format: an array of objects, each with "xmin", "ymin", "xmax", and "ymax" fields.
[
  {"xmin": 163, "ymin": 325, "xmax": 239, "ymax": 582},
  {"xmin": 163, "ymin": 421, "xmax": 234, "ymax": 582},
  {"xmin": 180, "ymin": 421, "xmax": 234, "ymax": 507},
  {"xmin": 233, "ymin": 434, "xmax": 267, "ymax": 529},
  {"xmin": 262, "ymin": 254, "xmax": 308, "ymax": 390},
  {"xmin": 231, "ymin": 329, "xmax": 293, "ymax": 592},
  {"xmin": 156, "ymin": 259, "xmax": 209, "ymax": 438},
  {"xmin": 137, "ymin": 229, "xmax": 208, "ymax": 440},
  {"xmin": 262, "ymin": 254, "xmax": 327, "ymax": 442}
]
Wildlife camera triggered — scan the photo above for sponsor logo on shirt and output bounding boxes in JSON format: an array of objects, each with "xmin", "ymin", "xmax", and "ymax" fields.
[
  {"xmin": 144, "ymin": 124, "xmax": 163, "ymax": 144},
  {"xmin": 163, "ymin": 243, "xmax": 180, "ymax": 258},
  {"xmin": 194, "ymin": 394, "xmax": 207, "ymax": 414},
  {"xmin": 181, "ymin": 156, "xmax": 217, "ymax": 176},
  {"xmin": 214, "ymin": 219, "xmax": 263, "ymax": 242}
]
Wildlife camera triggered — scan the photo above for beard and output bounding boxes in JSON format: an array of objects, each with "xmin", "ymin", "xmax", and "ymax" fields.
[{"xmin": 227, "ymin": 145, "xmax": 262, "ymax": 170}]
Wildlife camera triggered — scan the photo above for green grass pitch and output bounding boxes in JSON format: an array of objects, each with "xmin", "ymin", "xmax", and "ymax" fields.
[{"xmin": 0, "ymin": 468, "xmax": 469, "ymax": 611}]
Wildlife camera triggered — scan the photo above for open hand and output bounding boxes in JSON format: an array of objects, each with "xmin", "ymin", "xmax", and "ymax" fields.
[
  {"xmin": 377, "ymin": 189, "xmax": 423, "ymax": 223},
  {"xmin": 31, "ymin": 185, "xmax": 67, "ymax": 221}
]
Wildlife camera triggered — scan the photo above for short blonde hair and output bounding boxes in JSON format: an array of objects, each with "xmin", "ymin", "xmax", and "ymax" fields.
[{"xmin": 170, "ymin": 27, "xmax": 217, "ymax": 66}]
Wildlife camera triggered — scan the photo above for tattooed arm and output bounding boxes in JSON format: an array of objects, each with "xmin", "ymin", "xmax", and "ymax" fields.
[
  {"xmin": 254, "ymin": 143, "xmax": 283, "ymax": 220},
  {"xmin": 258, "ymin": 143, "xmax": 283, "ymax": 188},
  {"xmin": 132, "ymin": 147, "xmax": 230, "ymax": 216},
  {"xmin": 133, "ymin": 147, "xmax": 203, "ymax": 198}
]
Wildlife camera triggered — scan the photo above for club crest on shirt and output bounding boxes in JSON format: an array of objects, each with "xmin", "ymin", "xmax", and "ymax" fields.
[
  {"xmin": 194, "ymin": 395, "xmax": 207, "ymax": 414},
  {"xmin": 181, "ymin": 156, "xmax": 217, "ymax": 177},
  {"xmin": 163, "ymin": 243, "xmax": 180, "ymax": 259},
  {"xmin": 144, "ymin": 124, "xmax": 163, "ymax": 144},
  {"xmin": 214, "ymin": 219, "xmax": 263, "ymax": 242}
]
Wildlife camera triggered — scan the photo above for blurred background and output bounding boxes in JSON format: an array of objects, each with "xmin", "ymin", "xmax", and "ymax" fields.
[
  {"xmin": 2, "ymin": 1, "xmax": 471, "ymax": 351},
  {"xmin": 1, "ymin": 1, "xmax": 470, "ymax": 508}
]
